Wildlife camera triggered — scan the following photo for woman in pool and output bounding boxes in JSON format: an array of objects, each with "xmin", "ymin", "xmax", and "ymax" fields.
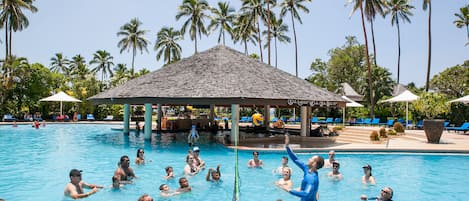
[
  {"xmin": 135, "ymin": 148, "xmax": 145, "ymax": 165},
  {"xmin": 362, "ymin": 164, "xmax": 376, "ymax": 185},
  {"xmin": 164, "ymin": 166, "xmax": 174, "ymax": 179},
  {"xmin": 184, "ymin": 154, "xmax": 199, "ymax": 176},
  {"xmin": 275, "ymin": 167, "xmax": 293, "ymax": 190},
  {"xmin": 248, "ymin": 151, "xmax": 263, "ymax": 168}
]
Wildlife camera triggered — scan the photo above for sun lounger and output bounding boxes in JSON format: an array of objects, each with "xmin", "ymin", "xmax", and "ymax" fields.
[
  {"xmin": 103, "ymin": 115, "xmax": 114, "ymax": 121},
  {"xmin": 371, "ymin": 118, "xmax": 380, "ymax": 126},
  {"xmin": 446, "ymin": 122, "xmax": 469, "ymax": 133},
  {"xmin": 311, "ymin": 117, "xmax": 319, "ymax": 124},
  {"xmin": 334, "ymin": 118, "xmax": 342, "ymax": 124},
  {"xmin": 363, "ymin": 118, "xmax": 372, "ymax": 125},
  {"xmin": 2, "ymin": 114, "xmax": 16, "ymax": 122},
  {"xmin": 86, "ymin": 114, "xmax": 95, "ymax": 121}
]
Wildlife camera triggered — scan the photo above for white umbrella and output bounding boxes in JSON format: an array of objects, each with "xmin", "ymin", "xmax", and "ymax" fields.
[
  {"xmin": 381, "ymin": 90, "xmax": 419, "ymax": 128},
  {"xmin": 449, "ymin": 95, "xmax": 469, "ymax": 104},
  {"xmin": 40, "ymin": 91, "xmax": 82, "ymax": 115},
  {"xmin": 342, "ymin": 96, "xmax": 363, "ymax": 125}
]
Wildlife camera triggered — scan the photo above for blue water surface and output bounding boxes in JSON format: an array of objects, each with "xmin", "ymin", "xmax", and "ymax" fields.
[{"xmin": 0, "ymin": 124, "xmax": 468, "ymax": 201}]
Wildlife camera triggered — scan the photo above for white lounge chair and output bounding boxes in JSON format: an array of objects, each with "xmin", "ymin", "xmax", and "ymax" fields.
[{"xmin": 103, "ymin": 115, "xmax": 114, "ymax": 121}]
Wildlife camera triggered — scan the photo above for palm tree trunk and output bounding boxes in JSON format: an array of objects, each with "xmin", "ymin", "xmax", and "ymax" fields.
[
  {"xmin": 466, "ymin": 24, "xmax": 468, "ymax": 42},
  {"xmin": 370, "ymin": 19, "xmax": 377, "ymax": 67},
  {"xmin": 425, "ymin": 1, "xmax": 432, "ymax": 92},
  {"xmin": 132, "ymin": 47, "xmax": 136, "ymax": 75},
  {"xmin": 4, "ymin": 20, "xmax": 8, "ymax": 62},
  {"xmin": 195, "ymin": 26, "xmax": 198, "ymax": 54},
  {"xmin": 290, "ymin": 10, "xmax": 298, "ymax": 77},
  {"xmin": 257, "ymin": 21, "xmax": 263, "ymax": 62},
  {"xmin": 9, "ymin": 26, "xmax": 12, "ymax": 57},
  {"xmin": 244, "ymin": 40, "xmax": 248, "ymax": 55},
  {"xmin": 275, "ymin": 37, "xmax": 278, "ymax": 68},
  {"xmin": 360, "ymin": 3, "xmax": 374, "ymax": 118},
  {"xmin": 222, "ymin": 29, "xmax": 225, "ymax": 45},
  {"xmin": 397, "ymin": 18, "xmax": 401, "ymax": 84},
  {"xmin": 267, "ymin": 0, "xmax": 271, "ymax": 65}
]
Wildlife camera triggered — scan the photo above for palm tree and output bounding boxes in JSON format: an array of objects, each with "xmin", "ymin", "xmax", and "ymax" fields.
[
  {"xmin": 241, "ymin": 0, "xmax": 273, "ymax": 62},
  {"xmin": 262, "ymin": 14, "xmax": 290, "ymax": 68},
  {"xmin": 50, "ymin": 53, "xmax": 70, "ymax": 75},
  {"xmin": 423, "ymin": 0, "xmax": 431, "ymax": 92},
  {"xmin": 154, "ymin": 27, "xmax": 183, "ymax": 65},
  {"xmin": 233, "ymin": 14, "xmax": 258, "ymax": 55},
  {"xmin": 453, "ymin": 4, "xmax": 469, "ymax": 44},
  {"xmin": 386, "ymin": 0, "xmax": 414, "ymax": 84},
  {"xmin": 176, "ymin": 0, "xmax": 210, "ymax": 54},
  {"xmin": 280, "ymin": 0, "xmax": 312, "ymax": 77},
  {"xmin": 70, "ymin": 54, "xmax": 89, "ymax": 80},
  {"xmin": 363, "ymin": 0, "xmax": 386, "ymax": 67},
  {"xmin": 350, "ymin": 0, "xmax": 375, "ymax": 117},
  {"xmin": 0, "ymin": 0, "xmax": 37, "ymax": 59},
  {"xmin": 208, "ymin": 1, "xmax": 236, "ymax": 45},
  {"xmin": 117, "ymin": 18, "xmax": 149, "ymax": 73},
  {"xmin": 90, "ymin": 50, "xmax": 114, "ymax": 83},
  {"xmin": 111, "ymin": 63, "xmax": 130, "ymax": 87}
]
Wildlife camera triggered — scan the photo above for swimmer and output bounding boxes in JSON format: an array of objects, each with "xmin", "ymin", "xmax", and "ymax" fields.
[
  {"xmin": 164, "ymin": 166, "xmax": 174, "ymax": 179},
  {"xmin": 137, "ymin": 194, "xmax": 153, "ymax": 201},
  {"xmin": 324, "ymin": 150, "xmax": 337, "ymax": 168},
  {"xmin": 188, "ymin": 125, "xmax": 199, "ymax": 147},
  {"xmin": 248, "ymin": 151, "xmax": 263, "ymax": 168},
  {"xmin": 111, "ymin": 175, "xmax": 123, "ymax": 189},
  {"xmin": 159, "ymin": 184, "xmax": 180, "ymax": 197},
  {"xmin": 64, "ymin": 169, "xmax": 103, "ymax": 199},
  {"xmin": 12, "ymin": 120, "xmax": 18, "ymax": 127},
  {"xmin": 275, "ymin": 167, "xmax": 293, "ymax": 190},
  {"xmin": 273, "ymin": 156, "xmax": 292, "ymax": 175},
  {"xmin": 184, "ymin": 154, "xmax": 199, "ymax": 176},
  {"xmin": 206, "ymin": 164, "xmax": 221, "ymax": 182},
  {"xmin": 192, "ymin": 146, "xmax": 205, "ymax": 170},
  {"xmin": 361, "ymin": 186, "xmax": 393, "ymax": 201},
  {"xmin": 135, "ymin": 148, "xmax": 145, "ymax": 165},
  {"xmin": 281, "ymin": 134, "xmax": 324, "ymax": 201},
  {"xmin": 327, "ymin": 161, "xmax": 343, "ymax": 181},
  {"xmin": 177, "ymin": 177, "xmax": 192, "ymax": 193},
  {"xmin": 114, "ymin": 155, "xmax": 136, "ymax": 183},
  {"xmin": 362, "ymin": 164, "xmax": 376, "ymax": 185}
]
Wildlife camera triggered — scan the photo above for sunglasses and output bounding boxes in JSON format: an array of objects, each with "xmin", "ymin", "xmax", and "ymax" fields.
[
  {"xmin": 381, "ymin": 189, "xmax": 391, "ymax": 194},
  {"xmin": 139, "ymin": 151, "xmax": 144, "ymax": 153}
]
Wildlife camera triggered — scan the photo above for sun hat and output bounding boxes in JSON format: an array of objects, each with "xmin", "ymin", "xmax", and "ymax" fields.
[{"xmin": 362, "ymin": 164, "xmax": 372, "ymax": 170}]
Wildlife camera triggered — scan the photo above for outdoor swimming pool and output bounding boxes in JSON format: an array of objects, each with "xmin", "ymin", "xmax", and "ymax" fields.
[{"xmin": 0, "ymin": 124, "xmax": 468, "ymax": 201}]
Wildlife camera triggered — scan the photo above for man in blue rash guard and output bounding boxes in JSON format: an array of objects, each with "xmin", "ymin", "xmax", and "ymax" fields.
[{"xmin": 281, "ymin": 134, "xmax": 324, "ymax": 201}]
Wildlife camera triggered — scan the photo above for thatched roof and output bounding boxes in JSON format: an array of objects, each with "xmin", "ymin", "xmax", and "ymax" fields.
[
  {"xmin": 89, "ymin": 45, "xmax": 344, "ymax": 107},
  {"xmin": 338, "ymin": 83, "xmax": 363, "ymax": 101}
]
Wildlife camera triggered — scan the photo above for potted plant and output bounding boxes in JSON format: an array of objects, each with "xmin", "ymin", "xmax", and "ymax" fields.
[{"xmin": 413, "ymin": 92, "xmax": 450, "ymax": 143}]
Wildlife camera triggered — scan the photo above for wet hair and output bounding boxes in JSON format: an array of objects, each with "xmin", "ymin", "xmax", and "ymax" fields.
[
  {"xmin": 120, "ymin": 155, "xmax": 129, "ymax": 163},
  {"xmin": 137, "ymin": 194, "xmax": 151, "ymax": 201},
  {"xmin": 386, "ymin": 187, "xmax": 393, "ymax": 197},
  {"xmin": 69, "ymin": 169, "xmax": 82, "ymax": 177},
  {"xmin": 136, "ymin": 148, "xmax": 144, "ymax": 157},
  {"xmin": 179, "ymin": 177, "xmax": 188, "ymax": 183},
  {"xmin": 332, "ymin": 161, "xmax": 340, "ymax": 167},
  {"xmin": 165, "ymin": 166, "xmax": 173, "ymax": 172},
  {"xmin": 282, "ymin": 156, "xmax": 288, "ymax": 161},
  {"xmin": 253, "ymin": 151, "xmax": 259, "ymax": 155},
  {"xmin": 316, "ymin": 156, "xmax": 325, "ymax": 169},
  {"xmin": 159, "ymin": 184, "xmax": 167, "ymax": 190}
]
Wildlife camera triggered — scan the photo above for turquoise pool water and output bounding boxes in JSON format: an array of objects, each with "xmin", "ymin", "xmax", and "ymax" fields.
[{"xmin": 0, "ymin": 124, "xmax": 468, "ymax": 201}]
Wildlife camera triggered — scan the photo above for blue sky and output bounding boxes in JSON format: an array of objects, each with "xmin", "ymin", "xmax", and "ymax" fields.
[{"xmin": 15, "ymin": 0, "xmax": 468, "ymax": 87}]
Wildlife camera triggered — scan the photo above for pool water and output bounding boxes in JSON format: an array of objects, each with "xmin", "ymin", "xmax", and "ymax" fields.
[{"xmin": 0, "ymin": 124, "xmax": 468, "ymax": 201}]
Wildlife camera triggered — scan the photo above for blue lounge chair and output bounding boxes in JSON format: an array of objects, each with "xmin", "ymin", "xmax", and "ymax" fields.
[
  {"xmin": 446, "ymin": 122, "xmax": 469, "ymax": 133},
  {"xmin": 240, "ymin": 116, "xmax": 249, "ymax": 122},
  {"xmin": 103, "ymin": 115, "xmax": 114, "ymax": 121},
  {"xmin": 334, "ymin": 118, "xmax": 342, "ymax": 124},
  {"xmin": 311, "ymin": 117, "xmax": 319, "ymax": 124},
  {"xmin": 416, "ymin": 120, "xmax": 423, "ymax": 129},
  {"xmin": 384, "ymin": 119, "xmax": 394, "ymax": 127},
  {"xmin": 86, "ymin": 114, "xmax": 95, "ymax": 121},
  {"xmin": 2, "ymin": 114, "xmax": 16, "ymax": 122},
  {"xmin": 271, "ymin": 117, "xmax": 279, "ymax": 122},
  {"xmin": 371, "ymin": 118, "xmax": 380, "ymax": 126},
  {"xmin": 325, "ymin": 117, "xmax": 334, "ymax": 124},
  {"xmin": 363, "ymin": 118, "xmax": 372, "ymax": 125},
  {"xmin": 353, "ymin": 118, "xmax": 364, "ymax": 125}
]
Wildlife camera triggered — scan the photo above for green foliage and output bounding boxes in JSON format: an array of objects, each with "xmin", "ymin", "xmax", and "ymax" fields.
[
  {"xmin": 370, "ymin": 130, "xmax": 379, "ymax": 141},
  {"xmin": 413, "ymin": 92, "xmax": 450, "ymax": 119},
  {"xmin": 430, "ymin": 61, "xmax": 469, "ymax": 97},
  {"xmin": 388, "ymin": 129, "xmax": 397, "ymax": 135},
  {"xmin": 393, "ymin": 122, "xmax": 405, "ymax": 133}
]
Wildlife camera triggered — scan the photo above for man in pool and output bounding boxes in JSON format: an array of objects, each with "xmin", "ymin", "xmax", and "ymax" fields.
[
  {"xmin": 327, "ymin": 161, "xmax": 343, "ymax": 181},
  {"xmin": 64, "ymin": 169, "xmax": 103, "ymax": 199},
  {"xmin": 177, "ymin": 177, "xmax": 192, "ymax": 193},
  {"xmin": 247, "ymin": 151, "xmax": 263, "ymax": 168},
  {"xmin": 281, "ymin": 134, "xmax": 324, "ymax": 201},
  {"xmin": 114, "ymin": 155, "xmax": 136, "ymax": 183},
  {"xmin": 206, "ymin": 164, "xmax": 221, "ymax": 182},
  {"xmin": 324, "ymin": 150, "xmax": 337, "ymax": 168},
  {"xmin": 360, "ymin": 186, "xmax": 393, "ymax": 201}
]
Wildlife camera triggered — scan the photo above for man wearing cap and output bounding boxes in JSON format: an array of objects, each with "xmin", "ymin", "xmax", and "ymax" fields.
[
  {"xmin": 192, "ymin": 146, "xmax": 205, "ymax": 170},
  {"xmin": 64, "ymin": 169, "xmax": 103, "ymax": 199}
]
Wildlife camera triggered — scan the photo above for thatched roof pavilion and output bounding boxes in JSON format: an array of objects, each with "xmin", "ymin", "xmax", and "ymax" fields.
[{"xmin": 89, "ymin": 45, "xmax": 344, "ymax": 107}]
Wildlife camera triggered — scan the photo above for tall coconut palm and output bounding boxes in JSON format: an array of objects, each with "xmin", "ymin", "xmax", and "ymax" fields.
[
  {"xmin": 111, "ymin": 63, "xmax": 130, "ymax": 87},
  {"xmin": 70, "ymin": 54, "xmax": 89, "ymax": 80},
  {"xmin": 453, "ymin": 4, "xmax": 469, "ymax": 44},
  {"xmin": 90, "ymin": 50, "xmax": 114, "ymax": 83},
  {"xmin": 50, "ymin": 53, "xmax": 70, "ymax": 75},
  {"xmin": 363, "ymin": 0, "xmax": 386, "ymax": 67},
  {"xmin": 262, "ymin": 14, "xmax": 290, "ymax": 68},
  {"xmin": 117, "ymin": 18, "xmax": 149, "ymax": 74},
  {"xmin": 386, "ymin": 0, "xmax": 414, "ymax": 84},
  {"xmin": 350, "ymin": 0, "xmax": 375, "ymax": 117},
  {"xmin": 423, "ymin": 0, "xmax": 431, "ymax": 92},
  {"xmin": 176, "ymin": 0, "xmax": 209, "ymax": 54},
  {"xmin": 154, "ymin": 27, "xmax": 183, "ymax": 65},
  {"xmin": 280, "ymin": 0, "xmax": 312, "ymax": 77},
  {"xmin": 233, "ymin": 14, "xmax": 258, "ymax": 55},
  {"xmin": 208, "ymin": 1, "xmax": 236, "ymax": 45},
  {"xmin": 0, "ymin": 0, "xmax": 37, "ymax": 59}
]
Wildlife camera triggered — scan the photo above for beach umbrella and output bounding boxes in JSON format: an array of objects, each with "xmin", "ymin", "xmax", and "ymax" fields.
[
  {"xmin": 449, "ymin": 95, "xmax": 469, "ymax": 104},
  {"xmin": 381, "ymin": 90, "xmax": 419, "ymax": 128},
  {"xmin": 342, "ymin": 96, "xmax": 363, "ymax": 125},
  {"xmin": 40, "ymin": 91, "xmax": 82, "ymax": 115}
]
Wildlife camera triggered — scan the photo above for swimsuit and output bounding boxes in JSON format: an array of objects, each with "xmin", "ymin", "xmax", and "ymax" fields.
[{"xmin": 286, "ymin": 146, "xmax": 319, "ymax": 201}]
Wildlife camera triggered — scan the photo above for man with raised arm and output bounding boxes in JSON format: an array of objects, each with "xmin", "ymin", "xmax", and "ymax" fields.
[{"xmin": 281, "ymin": 134, "xmax": 324, "ymax": 201}]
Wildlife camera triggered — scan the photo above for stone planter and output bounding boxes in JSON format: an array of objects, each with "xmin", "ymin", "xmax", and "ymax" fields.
[{"xmin": 423, "ymin": 119, "xmax": 444, "ymax": 144}]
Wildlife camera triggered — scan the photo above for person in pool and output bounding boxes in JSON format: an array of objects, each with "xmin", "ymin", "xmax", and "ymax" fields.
[
  {"xmin": 163, "ymin": 166, "xmax": 174, "ymax": 179},
  {"xmin": 362, "ymin": 164, "xmax": 376, "ymax": 185},
  {"xmin": 281, "ymin": 134, "xmax": 324, "ymax": 201},
  {"xmin": 64, "ymin": 169, "xmax": 103, "ymax": 199},
  {"xmin": 135, "ymin": 148, "xmax": 145, "ymax": 165},
  {"xmin": 360, "ymin": 186, "xmax": 393, "ymax": 201},
  {"xmin": 184, "ymin": 154, "xmax": 200, "ymax": 176},
  {"xmin": 206, "ymin": 164, "xmax": 221, "ymax": 182},
  {"xmin": 188, "ymin": 125, "xmax": 199, "ymax": 147},
  {"xmin": 159, "ymin": 184, "xmax": 180, "ymax": 197},
  {"xmin": 248, "ymin": 151, "xmax": 263, "ymax": 168},
  {"xmin": 137, "ymin": 194, "xmax": 154, "ymax": 201},
  {"xmin": 327, "ymin": 161, "xmax": 343, "ymax": 181},
  {"xmin": 273, "ymin": 156, "xmax": 292, "ymax": 175},
  {"xmin": 192, "ymin": 146, "xmax": 205, "ymax": 170},
  {"xmin": 324, "ymin": 150, "xmax": 337, "ymax": 168},
  {"xmin": 111, "ymin": 175, "xmax": 123, "ymax": 189},
  {"xmin": 177, "ymin": 177, "xmax": 192, "ymax": 193},
  {"xmin": 114, "ymin": 155, "xmax": 136, "ymax": 183},
  {"xmin": 275, "ymin": 167, "xmax": 293, "ymax": 190}
]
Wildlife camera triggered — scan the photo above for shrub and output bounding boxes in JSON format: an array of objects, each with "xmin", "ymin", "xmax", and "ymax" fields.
[
  {"xmin": 370, "ymin": 130, "xmax": 380, "ymax": 141},
  {"xmin": 332, "ymin": 126, "xmax": 344, "ymax": 132},
  {"xmin": 388, "ymin": 129, "xmax": 397, "ymax": 135},
  {"xmin": 379, "ymin": 127, "xmax": 388, "ymax": 138},
  {"xmin": 393, "ymin": 122, "xmax": 405, "ymax": 133}
]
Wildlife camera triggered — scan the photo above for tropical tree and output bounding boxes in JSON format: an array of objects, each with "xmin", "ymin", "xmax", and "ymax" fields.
[
  {"xmin": 280, "ymin": 0, "xmax": 311, "ymax": 77},
  {"xmin": 0, "ymin": 0, "xmax": 37, "ymax": 59},
  {"xmin": 70, "ymin": 54, "xmax": 91, "ymax": 80},
  {"xmin": 363, "ymin": 0, "xmax": 386, "ymax": 67},
  {"xmin": 90, "ymin": 50, "xmax": 114, "ymax": 83},
  {"xmin": 262, "ymin": 14, "xmax": 290, "ymax": 68},
  {"xmin": 233, "ymin": 14, "xmax": 258, "ymax": 55},
  {"xmin": 350, "ymin": 0, "xmax": 375, "ymax": 117},
  {"xmin": 208, "ymin": 1, "xmax": 236, "ymax": 45},
  {"xmin": 111, "ymin": 63, "xmax": 130, "ymax": 87},
  {"xmin": 117, "ymin": 18, "xmax": 150, "ymax": 73},
  {"xmin": 423, "ymin": 0, "xmax": 432, "ymax": 92},
  {"xmin": 430, "ymin": 61, "xmax": 469, "ymax": 98},
  {"xmin": 154, "ymin": 27, "xmax": 183, "ymax": 65},
  {"xmin": 385, "ymin": 0, "xmax": 414, "ymax": 84},
  {"xmin": 50, "ymin": 53, "xmax": 70, "ymax": 75},
  {"xmin": 176, "ymin": 0, "xmax": 210, "ymax": 54},
  {"xmin": 453, "ymin": 4, "xmax": 469, "ymax": 44}
]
